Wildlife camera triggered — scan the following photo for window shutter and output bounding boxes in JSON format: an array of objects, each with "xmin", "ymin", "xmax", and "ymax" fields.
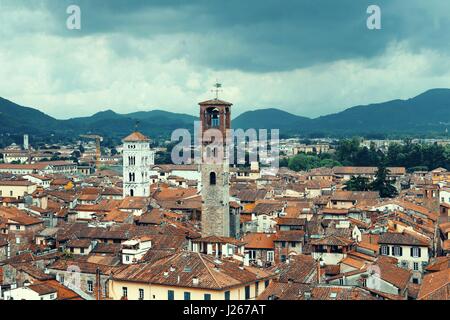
[
  {"xmin": 417, "ymin": 247, "xmax": 421, "ymax": 257},
  {"xmin": 410, "ymin": 247, "xmax": 414, "ymax": 257},
  {"xmin": 399, "ymin": 247, "xmax": 403, "ymax": 256}
]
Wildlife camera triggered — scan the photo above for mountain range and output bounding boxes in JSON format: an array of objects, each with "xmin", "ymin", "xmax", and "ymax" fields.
[{"xmin": 1, "ymin": 88, "xmax": 450, "ymax": 140}]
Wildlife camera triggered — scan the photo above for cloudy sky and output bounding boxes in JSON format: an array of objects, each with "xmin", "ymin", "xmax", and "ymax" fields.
[{"xmin": 1, "ymin": 0, "xmax": 450, "ymax": 119}]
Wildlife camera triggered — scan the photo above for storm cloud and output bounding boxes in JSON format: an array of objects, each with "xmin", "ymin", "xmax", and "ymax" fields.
[{"xmin": 1, "ymin": 0, "xmax": 450, "ymax": 118}]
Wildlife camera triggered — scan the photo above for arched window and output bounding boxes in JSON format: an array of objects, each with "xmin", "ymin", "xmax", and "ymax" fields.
[
  {"xmin": 209, "ymin": 172, "xmax": 216, "ymax": 185},
  {"xmin": 211, "ymin": 109, "xmax": 220, "ymax": 127}
]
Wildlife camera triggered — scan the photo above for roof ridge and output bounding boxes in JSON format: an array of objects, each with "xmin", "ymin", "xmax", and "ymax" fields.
[{"xmin": 197, "ymin": 252, "xmax": 221, "ymax": 288}]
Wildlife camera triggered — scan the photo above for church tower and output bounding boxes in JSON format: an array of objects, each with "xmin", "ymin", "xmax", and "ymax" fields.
[
  {"xmin": 199, "ymin": 94, "xmax": 232, "ymax": 238},
  {"xmin": 122, "ymin": 131, "xmax": 155, "ymax": 198}
]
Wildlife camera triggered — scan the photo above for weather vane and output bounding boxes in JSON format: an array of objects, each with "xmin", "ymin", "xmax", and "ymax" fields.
[{"xmin": 211, "ymin": 80, "xmax": 223, "ymax": 99}]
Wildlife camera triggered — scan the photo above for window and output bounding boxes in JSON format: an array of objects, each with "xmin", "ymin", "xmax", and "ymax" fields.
[
  {"xmin": 10, "ymin": 191, "xmax": 13, "ymax": 196},
  {"xmin": 265, "ymin": 280, "xmax": 270, "ymax": 288},
  {"xmin": 209, "ymin": 172, "xmax": 216, "ymax": 185},
  {"xmin": 139, "ymin": 289, "xmax": 144, "ymax": 300},
  {"xmin": 59, "ymin": 275, "xmax": 65, "ymax": 284},
  {"xmin": 245, "ymin": 286, "xmax": 250, "ymax": 300},
  {"xmin": 87, "ymin": 280, "xmax": 93, "ymax": 293},
  {"xmin": 380, "ymin": 245, "xmax": 389, "ymax": 255},
  {"xmin": 411, "ymin": 247, "xmax": 421, "ymax": 258},
  {"xmin": 412, "ymin": 278, "xmax": 419, "ymax": 284},
  {"xmin": 16, "ymin": 225, "xmax": 20, "ymax": 230},
  {"xmin": 248, "ymin": 250, "xmax": 256, "ymax": 260},
  {"xmin": 122, "ymin": 287, "xmax": 128, "ymax": 298},
  {"xmin": 413, "ymin": 262, "xmax": 419, "ymax": 271},
  {"xmin": 224, "ymin": 291, "xmax": 230, "ymax": 300},
  {"xmin": 125, "ymin": 255, "xmax": 130, "ymax": 262},
  {"xmin": 204, "ymin": 294, "xmax": 211, "ymax": 300},
  {"xmin": 255, "ymin": 282, "xmax": 259, "ymax": 296},
  {"xmin": 50, "ymin": 294, "xmax": 55, "ymax": 299},
  {"xmin": 267, "ymin": 251, "xmax": 274, "ymax": 262},
  {"xmin": 211, "ymin": 110, "xmax": 220, "ymax": 127},
  {"xmin": 393, "ymin": 246, "xmax": 402, "ymax": 257},
  {"xmin": 184, "ymin": 292, "xmax": 191, "ymax": 300},
  {"xmin": 168, "ymin": 290, "xmax": 174, "ymax": 300},
  {"xmin": 281, "ymin": 255, "xmax": 286, "ymax": 263},
  {"xmin": 80, "ymin": 248, "xmax": 85, "ymax": 254}
]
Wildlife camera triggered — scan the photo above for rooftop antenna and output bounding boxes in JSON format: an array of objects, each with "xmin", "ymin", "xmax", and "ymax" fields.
[{"xmin": 211, "ymin": 80, "xmax": 223, "ymax": 100}]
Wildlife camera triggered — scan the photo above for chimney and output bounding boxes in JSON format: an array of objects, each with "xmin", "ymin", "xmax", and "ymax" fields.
[
  {"xmin": 317, "ymin": 260, "xmax": 321, "ymax": 284},
  {"xmin": 95, "ymin": 267, "xmax": 101, "ymax": 300}
]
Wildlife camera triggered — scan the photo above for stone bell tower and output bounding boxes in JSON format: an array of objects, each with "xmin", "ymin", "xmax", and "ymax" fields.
[{"xmin": 199, "ymin": 89, "xmax": 232, "ymax": 238}]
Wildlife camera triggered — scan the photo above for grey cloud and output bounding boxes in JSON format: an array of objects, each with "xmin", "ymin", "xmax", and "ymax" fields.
[{"xmin": 6, "ymin": 0, "xmax": 447, "ymax": 72}]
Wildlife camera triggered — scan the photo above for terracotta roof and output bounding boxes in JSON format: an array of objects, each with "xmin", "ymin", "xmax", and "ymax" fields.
[
  {"xmin": 333, "ymin": 166, "xmax": 405, "ymax": 175},
  {"xmin": 112, "ymin": 252, "xmax": 273, "ymax": 290},
  {"xmin": 243, "ymin": 233, "xmax": 276, "ymax": 249},
  {"xmin": 417, "ymin": 269, "xmax": 449, "ymax": 300},
  {"xmin": 122, "ymin": 131, "xmax": 150, "ymax": 142},
  {"xmin": 378, "ymin": 232, "xmax": 429, "ymax": 246},
  {"xmin": 66, "ymin": 239, "xmax": 92, "ymax": 248},
  {"xmin": 277, "ymin": 217, "xmax": 306, "ymax": 226},
  {"xmin": 199, "ymin": 98, "xmax": 232, "ymax": 106},
  {"xmin": 425, "ymin": 256, "xmax": 450, "ymax": 272},
  {"xmin": 0, "ymin": 180, "xmax": 35, "ymax": 186},
  {"xmin": 275, "ymin": 230, "xmax": 305, "ymax": 242},
  {"xmin": 275, "ymin": 255, "xmax": 318, "ymax": 283},
  {"xmin": 0, "ymin": 207, "xmax": 43, "ymax": 225},
  {"xmin": 42, "ymin": 280, "xmax": 83, "ymax": 300},
  {"xmin": 331, "ymin": 191, "xmax": 379, "ymax": 201},
  {"xmin": 377, "ymin": 260, "xmax": 412, "ymax": 290},
  {"xmin": 28, "ymin": 283, "xmax": 57, "ymax": 296},
  {"xmin": 310, "ymin": 235, "xmax": 354, "ymax": 247}
]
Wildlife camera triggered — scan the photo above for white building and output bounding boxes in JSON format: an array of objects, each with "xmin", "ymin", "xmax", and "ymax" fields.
[
  {"xmin": 122, "ymin": 132, "xmax": 155, "ymax": 198},
  {"xmin": 4, "ymin": 284, "xmax": 57, "ymax": 300},
  {"xmin": 121, "ymin": 236, "xmax": 152, "ymax": 264},
  {"xmin": 378, "ymin": 232, "xmax": 429, "ymax": 284}
]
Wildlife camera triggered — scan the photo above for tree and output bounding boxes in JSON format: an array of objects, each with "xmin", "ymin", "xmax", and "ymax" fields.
[
  {"xmin": 288, "ymin": 154, "xmax": 320, "ymax": 171},
  {"xmin": 369, "ymin": 165, "xmax": 398, "ymax": 198},
  {"xmin": 344, "ymin": 176, "xmax": 370, "ymax": 191}
]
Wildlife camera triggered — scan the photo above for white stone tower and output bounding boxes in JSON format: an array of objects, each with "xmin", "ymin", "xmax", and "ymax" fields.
[
  {"xmin": 199, "ymin": 97, "xmax": 233, "ymax": 238},
  {"xmin": 122, "ymin": 131, "xmax": 155, "ymax": 198},
  {"xmin": 23, "ymin": 134, "xmax": 29, "ymax": 150}
]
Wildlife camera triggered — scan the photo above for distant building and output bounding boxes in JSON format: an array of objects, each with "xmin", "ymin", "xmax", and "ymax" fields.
[{"xmin": 122, "ymin": 131, "xmax": 155, "ymax": 198}]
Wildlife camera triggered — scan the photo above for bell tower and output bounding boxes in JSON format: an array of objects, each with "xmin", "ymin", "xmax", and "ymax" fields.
[
  {"xmin": 122, "ymin": 131, "xmax": 154, "ymax": 198},
  {"xmin": 199, "ymin": 85, "xmax": 232, "ymax": 238}
]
